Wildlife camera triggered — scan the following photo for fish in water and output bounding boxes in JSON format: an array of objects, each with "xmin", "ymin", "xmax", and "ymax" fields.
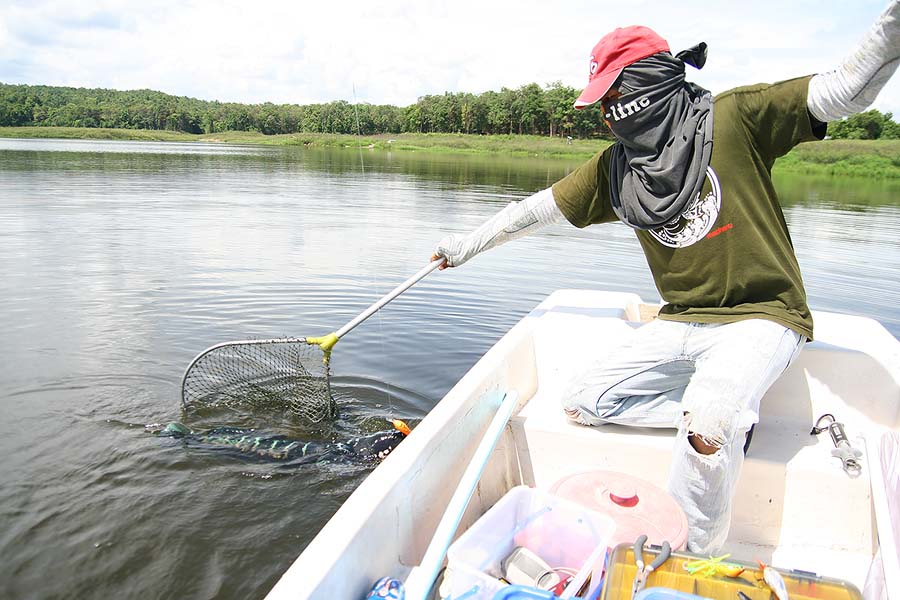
[{"xmin": 150, "ymin": 419, "xmax": 412, "ymax": 463}]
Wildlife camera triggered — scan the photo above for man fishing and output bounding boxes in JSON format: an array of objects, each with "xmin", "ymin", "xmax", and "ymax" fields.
[
  {"xmin": 432, "ymin": 1, "xmax": 899, "ymax": 553},
  {"xmin": 150, "ymin": 419, "xmax": 411, "ymax": 464}
]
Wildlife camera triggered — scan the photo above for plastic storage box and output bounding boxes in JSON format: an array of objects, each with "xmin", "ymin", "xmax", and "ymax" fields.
[
  {"xmin": 633, "ymin": 589, "xmax": 710, "ymax": 600},
  {"xmin": 599, "ymin": 543, "xmax": 863, "ymax": 600},
  {"xmin": 492, "ymin": 586, "xmax": 559, "ymax": 599},
  {"xmin": 445, "ymin": 486, "xmax": 615, "ymax": 600}
]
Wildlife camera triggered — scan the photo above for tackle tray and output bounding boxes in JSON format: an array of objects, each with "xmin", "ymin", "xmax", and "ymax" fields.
[{"xmin": 599, "ymin": 543, "xmax": 863, "ymax": 600}]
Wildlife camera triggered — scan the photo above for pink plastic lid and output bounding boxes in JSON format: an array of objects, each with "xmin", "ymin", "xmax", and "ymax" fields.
[{"xmin": 549, "ymin": 470, "xmax": 689, "ymax": 550}]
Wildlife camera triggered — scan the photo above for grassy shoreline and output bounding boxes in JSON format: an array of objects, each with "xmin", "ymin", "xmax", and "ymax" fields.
[{"xmin": 2, "ymin": 126, "xmax": 898, "ymax": 178}]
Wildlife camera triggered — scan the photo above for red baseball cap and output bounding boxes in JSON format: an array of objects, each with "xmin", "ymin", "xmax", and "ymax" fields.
[{"xmin": 574, "ymin": 25, "xmax": 670, "ymax": 109}]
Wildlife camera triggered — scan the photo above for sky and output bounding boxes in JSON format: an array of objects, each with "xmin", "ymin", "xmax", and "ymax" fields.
[{"xmin": 1, "ymin": 0, "xmax": 898, "ymax": 116}]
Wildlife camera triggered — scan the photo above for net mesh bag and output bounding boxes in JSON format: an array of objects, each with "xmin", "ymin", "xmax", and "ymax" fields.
[{"xmin": 181, "ymin": 338, "xmax": 336, "ymax": 423}]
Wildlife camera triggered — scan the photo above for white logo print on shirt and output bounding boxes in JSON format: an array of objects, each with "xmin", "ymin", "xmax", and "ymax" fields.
[{"xmin": 649, "ymin": 166, "xmax": 722, "ymax": 248}]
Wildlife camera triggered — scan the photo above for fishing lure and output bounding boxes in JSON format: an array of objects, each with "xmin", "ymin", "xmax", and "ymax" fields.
[
  {"xmin": 682, "ymin": 554, "xmax": 745, "ymax": 578},
  {"xmin": 756, "ymin": 561, "xmax": 789, "ymax": 600}
]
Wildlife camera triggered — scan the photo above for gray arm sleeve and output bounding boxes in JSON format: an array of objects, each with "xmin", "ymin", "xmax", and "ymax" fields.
[
  {"xmin": 807, "ymin": 0, "xmax": 900, "ymax": 122},
  {"xmin": 433, "ymin": 187, "xmax": 564, "ymax": 267}
]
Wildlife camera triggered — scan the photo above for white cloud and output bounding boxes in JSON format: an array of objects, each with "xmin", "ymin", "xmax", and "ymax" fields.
[{"xmin": 1, "ymin": 0, "xmax": 898, "ymax": 115}]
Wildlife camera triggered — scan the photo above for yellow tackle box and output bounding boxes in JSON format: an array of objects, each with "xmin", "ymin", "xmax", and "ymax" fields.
[{"xmin": 599, "ymin": 543, "xmax": 863, "ymax": 600}]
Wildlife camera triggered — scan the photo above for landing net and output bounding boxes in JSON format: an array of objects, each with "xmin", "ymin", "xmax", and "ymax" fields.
[{"xmin": 181, "ymin": 338, "xmax": 336, "ymax": 423}]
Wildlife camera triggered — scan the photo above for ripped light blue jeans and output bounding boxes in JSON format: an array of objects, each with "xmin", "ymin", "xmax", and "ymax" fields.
[{"xmin": 562, "ymin": 318, "xmax": 805, "ymax": 553}]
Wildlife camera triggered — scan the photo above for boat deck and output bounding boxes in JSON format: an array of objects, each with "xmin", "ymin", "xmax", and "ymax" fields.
[{"xmin": 513, "ymin": 290, "xmax": 899, "ymax": 586}]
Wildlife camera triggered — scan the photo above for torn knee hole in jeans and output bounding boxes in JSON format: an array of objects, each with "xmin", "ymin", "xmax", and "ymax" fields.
[
  {"xmin": 688, "ymin": 433, "xmax": 723, "ymax": 456},
  {"xmin": 682, "ymin": 410, "xmax": 730, "ymax": 452}
]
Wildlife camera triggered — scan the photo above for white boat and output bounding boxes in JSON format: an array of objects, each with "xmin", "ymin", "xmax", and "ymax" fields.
[{"xmin": 265, "ymin": 290, "xmax": 900, "ymax": 600}]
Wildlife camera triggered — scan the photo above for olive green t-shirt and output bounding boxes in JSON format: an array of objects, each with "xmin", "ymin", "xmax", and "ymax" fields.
[{"xmin": 552, "ymin": 76, "xmax": 824, "ymax": 340}]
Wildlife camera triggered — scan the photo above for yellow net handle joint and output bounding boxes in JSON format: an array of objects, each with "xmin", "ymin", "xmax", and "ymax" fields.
[{"xmin": 307, "ymin": 332, "xmax": 339, "ymax": 355}]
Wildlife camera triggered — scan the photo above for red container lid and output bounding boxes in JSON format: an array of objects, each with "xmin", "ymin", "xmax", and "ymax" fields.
[{"xmin": 549, "ymin": 470, "xmax": 689, "ymax": 550}]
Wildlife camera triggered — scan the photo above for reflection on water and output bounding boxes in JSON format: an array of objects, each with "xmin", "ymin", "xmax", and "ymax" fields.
[
  {"xmin": 773, "ymin": 170, "xmax": 900, "ymax": 208},
  {"xmin": 0, "ymin": 137, "xmax": 279, "ymax": 156},
  {"xmin": 0, "ymin": 138, "xmax": 897, "ymax": 599}
]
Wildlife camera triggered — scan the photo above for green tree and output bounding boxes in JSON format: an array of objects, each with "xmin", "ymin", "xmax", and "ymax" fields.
[
  {"xmin": 544, "ymin": 81, "xmax": 575, "ymax": 137},
  {"xmin": 880, "ymin": 113, "xmax": 900, "ymax": 139},
  {"xmin": 513, "ymin": 83, "xmax": 544, "ymax": 135},
  {"xmin": 829, "ymin": 109, "xmax": 886, "ymax": 139}
]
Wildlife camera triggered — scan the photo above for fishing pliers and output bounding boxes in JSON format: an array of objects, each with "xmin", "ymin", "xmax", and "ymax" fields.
[{"xmin": 631, "ymin": 534, "xmax": 672, "ymax": 599}]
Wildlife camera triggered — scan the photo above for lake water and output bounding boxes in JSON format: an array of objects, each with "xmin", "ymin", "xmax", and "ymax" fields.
[{"xmin": 1, "ymin": 138, "xmax": 898, "ymax": 599}]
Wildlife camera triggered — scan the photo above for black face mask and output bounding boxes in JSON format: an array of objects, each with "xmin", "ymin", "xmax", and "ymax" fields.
[
  {"xmin": 604, "ymin": 65, "xmax": 688, "ymax": 148},
  {"xmin": 606, "ymin": 51, "xmax": 715, "ymax": 230}
]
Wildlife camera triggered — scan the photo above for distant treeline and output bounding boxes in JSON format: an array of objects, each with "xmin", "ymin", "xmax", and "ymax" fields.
[
  {"xmin": 0, "ymin": 82, "xmax": 610, "ymax": 138},
  {"xmin": 826, "ymin": 109, "xmax": 900, "ymax": 139},
  {"xmin": 1, "ymin": 82, "xmax": 898, "ymax": 140}
]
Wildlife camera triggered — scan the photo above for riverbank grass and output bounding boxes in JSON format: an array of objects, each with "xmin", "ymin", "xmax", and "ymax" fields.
[
  {"xmin": 1, "ymin": 127, "xmax": 898, "ymax": 177},
  {"xmin": 0, "ymin": 126, "xmax": 197, "ymax": 142},
  {"xmin": 780, "ymin": 139, "xmax": 900, "ymax": 178}
]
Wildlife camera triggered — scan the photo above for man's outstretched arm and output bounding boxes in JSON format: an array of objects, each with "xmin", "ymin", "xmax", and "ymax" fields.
[
  {"xmin": 431, "ymin": 187, "xmax": 564, "ymax": 268},
  {"xmin": 808, "ymin": 0, "xmax": 899, "ymax": 122}
]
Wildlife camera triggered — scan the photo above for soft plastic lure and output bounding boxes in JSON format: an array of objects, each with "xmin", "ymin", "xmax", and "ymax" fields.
[
  {"xmin": 682, "ymin": 554, "xmax": 745, "ymax": 578},
  {"xmin": 757, "ymin": 561, "xmax": 789, "ymax": 600}
]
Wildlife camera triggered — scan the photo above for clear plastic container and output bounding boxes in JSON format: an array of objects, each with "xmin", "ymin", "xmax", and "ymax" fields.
[{"xmin": 445, "ymin": 486, "xmax": 616, "ymax": 600}]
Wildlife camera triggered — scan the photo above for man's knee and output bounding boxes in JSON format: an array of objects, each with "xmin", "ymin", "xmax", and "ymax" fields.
[
  {"xmin": 685, "ymin": 414, "xmax": 754, "ymax": 456},
  {"xmin": 688, "ymin": 432, "xmax": 721, "ymax": 455},
  {"xmin": 683, "ymin": 407, "xmax": 734, "ymax": 455}
]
